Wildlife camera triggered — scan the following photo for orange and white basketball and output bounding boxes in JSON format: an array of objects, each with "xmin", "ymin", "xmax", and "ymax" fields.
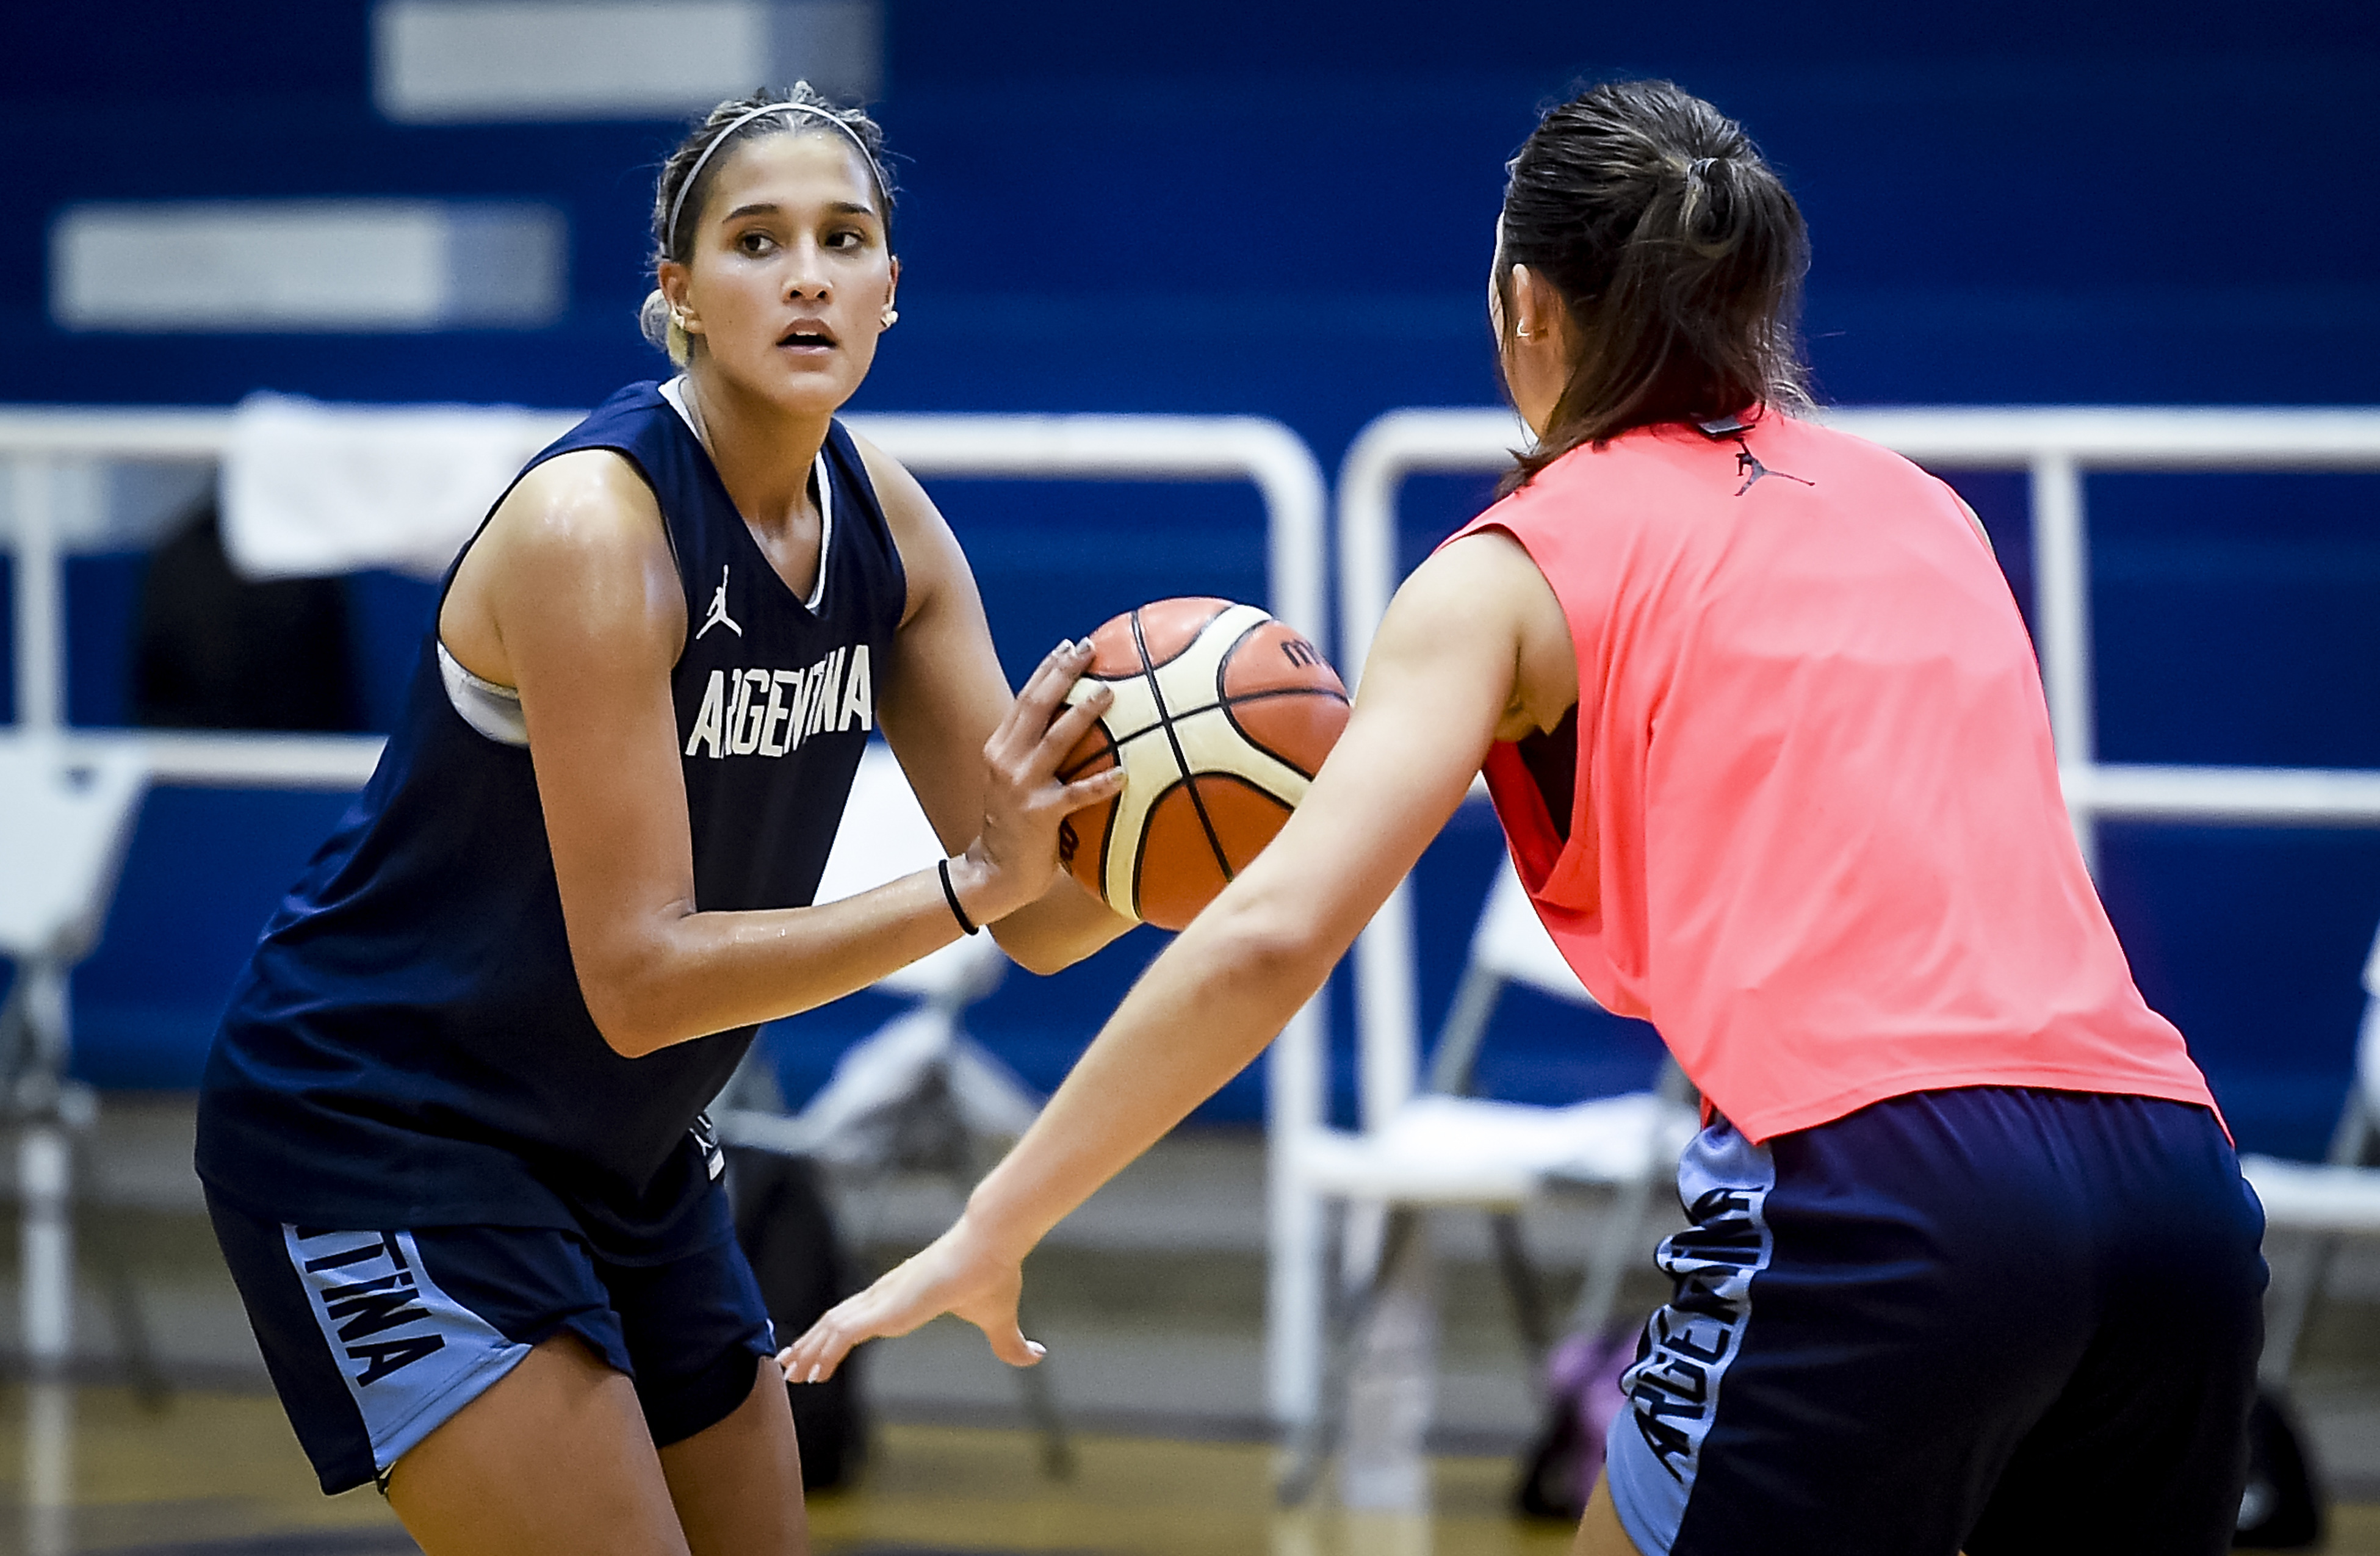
[{"xmin": 1055, "ymin": 597, "xmax": 1350, "ymax": 931}]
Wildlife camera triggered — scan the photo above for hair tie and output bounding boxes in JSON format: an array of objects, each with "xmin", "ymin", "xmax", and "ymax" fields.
[
  {"xmin": 665, "ymin": 100, "xmax": 888, "ymax": 256},
  {"xmin": 937, "ymin": 858, "xmax": 980, "ymax": 936}
]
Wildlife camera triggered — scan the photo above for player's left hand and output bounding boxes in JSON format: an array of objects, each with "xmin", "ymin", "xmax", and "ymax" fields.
[
  {"xmin": 778, "ymin": 1212, "xmax": 1042, "ymax": 1383},
  {"xmin": 956, "ymin": 638, "xmax": 1123, "ymax": 926}
]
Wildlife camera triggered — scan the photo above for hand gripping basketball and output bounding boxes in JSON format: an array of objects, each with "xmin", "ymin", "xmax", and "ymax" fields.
[{"xmin": 954, "ymin": 639, "xmax": 1127, "ymax": 927}]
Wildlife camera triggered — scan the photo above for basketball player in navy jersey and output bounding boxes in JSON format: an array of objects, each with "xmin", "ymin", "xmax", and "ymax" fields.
[{"xmin": 195, "ymin": 87, "xmax": 1129, "ymax": 1555}]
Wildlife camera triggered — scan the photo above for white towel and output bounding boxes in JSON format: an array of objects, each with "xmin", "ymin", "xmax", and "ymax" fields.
[
  {"xmin": 220, "ymin": 391, "xmax": 575, "ymax": 580},
  {"xmin": 1374, "ymin": 1092, "xmax": 1696, "ymax": 1184}
]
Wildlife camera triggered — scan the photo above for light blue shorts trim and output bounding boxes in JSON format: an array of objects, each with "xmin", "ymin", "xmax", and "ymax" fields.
[
  {"xmin": 1606, "ymin": 1120, "xmax": 1776, "ymax": 1556},
  {"xmin": 285, "ymin": 1226, "xmax": 535, "ymax": 1479}
]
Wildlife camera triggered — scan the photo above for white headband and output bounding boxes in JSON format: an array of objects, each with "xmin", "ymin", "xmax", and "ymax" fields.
[{"xmin": 665, "ymin": 101, "xmax": 888, "ymax": 255}]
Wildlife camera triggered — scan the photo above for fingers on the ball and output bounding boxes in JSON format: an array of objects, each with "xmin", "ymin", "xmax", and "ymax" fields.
[
  {"xmin": 1041, "ymin": 687, "xmax": 1111, "ymax": 750},
  {"xmin": 1018, "ymin": 674, "xmax": 1084, "ymax": 729},
  {"xmin": 1020, "ymin": 639, "xmax": 1087, "ymax": 702},
  {"xmin": 1037, "ymin": 639, "xmax": 1102, "ymax": 698},
  {"xmin": 1061, "ymin": 768, "xmax": 1126, "ymax": 810},
  {"xmin": 987, "ymin": 683, "xmax": 1051, "ymax": 760},
  {"xmin": 986, "ymin": 661, "xmax": 1059, "ymax": 757}
]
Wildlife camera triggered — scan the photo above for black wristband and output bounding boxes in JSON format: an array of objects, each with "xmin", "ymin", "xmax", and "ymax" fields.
[{"xmin": 938, "ymin": 857, "xmax": 981, "ymax": 935}]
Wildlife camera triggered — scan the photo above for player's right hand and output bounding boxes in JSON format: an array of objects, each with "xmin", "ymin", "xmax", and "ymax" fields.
[
  {"xmin": 951, "ymin": 639, "xmax": 1123, "ymax": 925},
  {"xmin": 778, "ymin": 1211, "xmax": 1043, "ymax": 1384}
]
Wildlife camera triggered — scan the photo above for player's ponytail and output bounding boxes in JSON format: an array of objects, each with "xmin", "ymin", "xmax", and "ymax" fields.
[
  {"xmin": 638, "ymin": 288, "xmax": 689, "ymax": 367},
  {"xmin": 1496, "ymin": 81, "xmax": 1812, "ymax": 491}
]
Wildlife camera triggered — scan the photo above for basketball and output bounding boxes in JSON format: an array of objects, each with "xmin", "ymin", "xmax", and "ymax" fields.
[{"xmin": 1055, "ymin": 598, "xmax": 1350, "ymax": 930}]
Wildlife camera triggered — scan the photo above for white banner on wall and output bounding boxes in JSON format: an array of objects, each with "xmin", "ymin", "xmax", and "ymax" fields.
[
  {"xmin": 374, "ymin": 0, "xmax": 883, "ymax": 121},
  {"xmin": 50, "ymin": 201, "xmax": 566, "ymax": 334}
]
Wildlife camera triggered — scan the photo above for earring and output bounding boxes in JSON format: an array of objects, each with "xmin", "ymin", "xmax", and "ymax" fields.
[
  {"xmin": 879, "ymin": 307, "xmax": 900, "ymax": 328},
  {"xmin": 672, "ymin": 310, "xmax": 691, "ymax": 332},
  {"xmin": 1515, "ymin": 326, "xmax": 1534, "ymax": 339}
]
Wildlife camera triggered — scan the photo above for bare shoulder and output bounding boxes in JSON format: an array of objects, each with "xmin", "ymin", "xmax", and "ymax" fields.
[
  {"xmin": 846, "ymin": 428, "xmax": 967, "ymax": 625},
  {"xmin": 1382, "ymin": 529, "xmax": 1576, "ymax": 737},
  {"xmin": 485, "ymin": 448, "xmax": 668, "ymax": 561},
  {"xmin": 469, "ymin": 448, "xmax": 681, "ymax": 608},
  {"xmin": 1393, "ymin": 528, "xmax": 1565, "ymax": 637},
  {"xmin": 445, "ymin": 448, "xmax": 683, "ymax": 684}
]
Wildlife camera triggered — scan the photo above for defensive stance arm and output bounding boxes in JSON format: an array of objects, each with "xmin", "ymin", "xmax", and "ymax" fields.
[{"xmin": 779, "ymin": 528, "xmax": 1579, "ymax": 1375}]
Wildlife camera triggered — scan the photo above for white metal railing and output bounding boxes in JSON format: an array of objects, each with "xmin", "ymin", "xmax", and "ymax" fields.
[
  {"xmin": 0, "ymin": 406, "xmax": 1329, "ymax": 782},
  {"xmin": 1269, "ymin": 403, "xmax": 2380, "ymax": 1425},
  {"xmin": 19, "ymin": 400, "xmax": 2380, "ymax": 1432}
]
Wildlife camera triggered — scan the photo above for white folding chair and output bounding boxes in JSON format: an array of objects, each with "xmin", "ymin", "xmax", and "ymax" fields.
[
  {"xmin": 1, "ymin": 739, "xmax": 153, "ymax": 1556},
  {"xmin": 0, "ymin": 744, "xmax": 150, "ymax": 978},
  {"xmin": 710, "ymin": 740, "xmax": 1072, "ymax": 1472},
  {"xmin": 715, "ymin": 741, "xmax": 1025, "ymax": 1165},
  {"xmin": 1275, "ymin": 846, "xmax": 1698, "ymax": 1504},
  {"xmin": 2240, "ymin": 923, "xmax": 2380, "ymax": 1379},
  {"xmin": 0, "ymin": 741, "xmax": 151, "ymax": 1384}
]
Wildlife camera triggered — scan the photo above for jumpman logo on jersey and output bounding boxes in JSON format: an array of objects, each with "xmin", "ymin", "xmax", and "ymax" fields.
[
  {"xmin": 1731, "ymin": 438, "xmax": 1814, "ymax": 497},
  {"xmin": 697, "ymin": 566, "xmax": 742, "ymax": 639}
]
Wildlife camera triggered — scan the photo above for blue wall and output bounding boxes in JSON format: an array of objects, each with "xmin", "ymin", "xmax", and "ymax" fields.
[{"xmin": 5, "ymin": 2, "xmax": 2380, "ymax": 1151}]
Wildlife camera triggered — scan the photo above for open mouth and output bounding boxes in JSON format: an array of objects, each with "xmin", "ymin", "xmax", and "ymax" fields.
[{"xmin": 777, "ymin": 326, "xmax": 837, "ymax": 350}]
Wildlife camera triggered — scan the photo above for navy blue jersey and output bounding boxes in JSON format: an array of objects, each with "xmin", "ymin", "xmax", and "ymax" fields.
[{"xmin": 196, "ymin": 383, "xmax": 907, "ymax": 1245}]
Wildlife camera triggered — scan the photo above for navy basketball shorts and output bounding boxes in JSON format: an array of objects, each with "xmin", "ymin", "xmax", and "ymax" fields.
[
  {"xmin": 205, "ymin": 1192, "xmax": 777, "ymax": 1495},
  {"xmin": 1604, "ymin": 1086, "xmax": 2266, "ymax": 1556}
]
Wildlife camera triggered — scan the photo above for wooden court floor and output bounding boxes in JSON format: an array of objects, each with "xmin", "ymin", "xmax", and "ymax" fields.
[
  {"xmin": 0, "ymin": 1383, "xmax": 1554, "ymax": 1555},
  {"xmin": 5, "ymin": 1383, "xmax": 2379, "ymax": 1554}
]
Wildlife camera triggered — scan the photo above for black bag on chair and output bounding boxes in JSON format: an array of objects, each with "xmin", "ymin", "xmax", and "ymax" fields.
[
  {"xmin": 133, "ymin": 501, "xmax": 358, "ymax": 732},
  {"xmin": 2235, "ymin": 1386, "xmax": 2323, "ymax": 1549},
  {"xmin": 1513, "ymin": 1326, "xmax": 1637, "ymax": 1521},
  {"xmin": 726, "ymin": 1145, "xmax": 870, "ymax": 1490}
]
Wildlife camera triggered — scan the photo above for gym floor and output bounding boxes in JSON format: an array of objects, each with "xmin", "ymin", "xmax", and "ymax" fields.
[
  {"xmin": 6, "ymin": 1099, "xmax": 2380, "ymax": 1554},
  {"xmin": 0, "ymin": 1386, "xmax": 1576, "ymax": 1555},
  {"xmin": 5, "ymin": 1390, "xmax": 2380, "ymax": 1555}
]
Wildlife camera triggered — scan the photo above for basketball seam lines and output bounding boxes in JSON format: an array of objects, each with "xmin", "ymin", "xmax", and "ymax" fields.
[
  {"xmin": 1130, "ymin": 608, "xmax": 1235, "ymax": 909},
  {"xmin": 1055, "ymin": 715, "xmax": 1124, "ymax": 890},
  {"xmin": 1084, "ymin": 686, "xmax": 1348, "ymax": 758},
  {"xmin": 1092, "ymin": 727, "xmax": 1123, "ymax": 891},
  {"xmin": 1078, "ymin": 683, "xmax": 1347, "ymax": 721},
  {"xmin": 1211, "ymin": 624, "xmax": 1344, "ymax": 781}
]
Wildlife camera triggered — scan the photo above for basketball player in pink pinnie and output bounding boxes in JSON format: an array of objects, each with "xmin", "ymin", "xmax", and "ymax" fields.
[{"xmin": 785, "ymin": 81, "xmax": 2265, "ymax": 1556}]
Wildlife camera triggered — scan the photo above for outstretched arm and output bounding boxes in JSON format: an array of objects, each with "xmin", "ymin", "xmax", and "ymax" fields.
[{"xmin": 779, "ymin": 527, "xmax": 1580, "ymax": 1377}]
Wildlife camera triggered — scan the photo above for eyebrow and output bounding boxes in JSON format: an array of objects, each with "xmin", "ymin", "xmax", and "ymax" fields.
[{"xmin": 721, "ymin": 200, "xmax": 881, "ymax": 222}]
